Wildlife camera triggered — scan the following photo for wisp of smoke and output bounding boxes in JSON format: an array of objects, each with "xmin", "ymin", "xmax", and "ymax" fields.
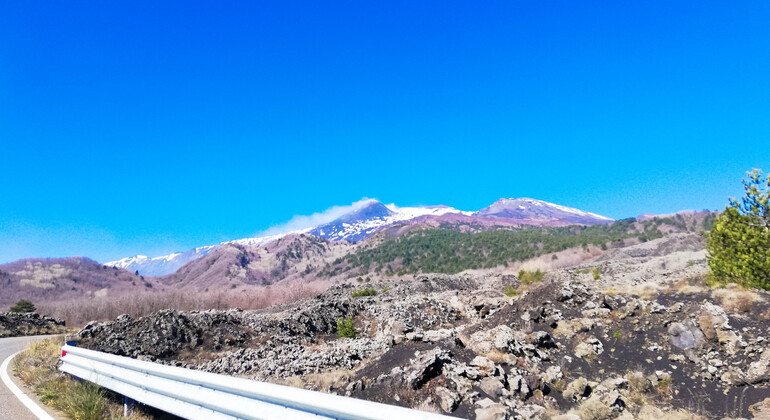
[{"xmin": 256, "ymin": 198, "xmax": 377, "ymax": 236}]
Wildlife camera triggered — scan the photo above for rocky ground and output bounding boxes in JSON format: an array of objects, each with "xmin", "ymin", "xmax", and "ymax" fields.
[
  {"xmin": 0, "ymin": 312, "xmax": 67, "ymax": 338},
  {"xmin": 74, "ymin": 234, "xmax": 770, "ymax": 419}
]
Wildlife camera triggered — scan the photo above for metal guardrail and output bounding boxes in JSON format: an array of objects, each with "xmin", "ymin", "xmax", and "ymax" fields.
[{"xmin": 60, "ymin": 344, "xmax": 456, "ymax": 420}]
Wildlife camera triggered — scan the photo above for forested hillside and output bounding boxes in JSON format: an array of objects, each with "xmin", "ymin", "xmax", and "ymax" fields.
[{"xmin": 323, "ymin": 213, "xmax": 715, "ymax": 276}]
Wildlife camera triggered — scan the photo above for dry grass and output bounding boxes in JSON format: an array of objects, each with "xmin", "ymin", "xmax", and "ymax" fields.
[
  {"xmin": 628, "ymin": 392, "xmax": 647, "ymax": 406},
  {"xmin": 484, "ymin": 349, "xmax": 511, "ymax": 364},
  {"xmin": 280, "ymin": 368, "xmax": 354, "ymax": 392},
  {"xmin": 12, "ymin": 337, "xmax": 155, "ymax": 420},
  {"xmin": 711, "ymin": 285, "xmax": 762, "ymax": 313},
  {"xmin": 304, "ymin": 369, "xmax": 355, "ymax": 391},
  {"xmin": 12, "ymin": 337, "xmax": 64, "ymax": 387},
  {"xmin": 512, "ymin": 246, "xmax": 604, "ymax": 274},
  {"xmin": 577, "ymin": 397, "xmax": 613, "ymax": 420},
  {"xmin": 626, "ymin": 371, "xmax": 651, "ymax": 393},
  {"xmin": 613, "ymin": 282, "xmax": 662, "ymax": 300},
  {"xmin": 669, "ymin": 278, "xmax": 708, "ymax": 295},
  {"xmin": 655, "ymin": 376, "xmax": 674, "ymax": 398},
  {"xmin": 281, "ymin": 376, "xmax": 306, "ymax": 389},
  {"xmin": 637, "ymin": 406, "xmax": 705, "ymax": 420},
  {"xmin": 552, "ymin": 321, "xmax": 575, "ymax": 338},
  {"xmin": 678, "ymin": 284, "xmax": 707, "ymax": 295},
  {"xmin": 550, "ymin": 378, "xmax": 567, "ymax": 393},
  {"xmin": 37, "ymin": 282, "xmax": 325, "ymax": 327}
]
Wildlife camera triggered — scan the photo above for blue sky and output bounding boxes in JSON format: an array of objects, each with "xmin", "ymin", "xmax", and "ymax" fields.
[{"xmin": 1, "ymin": 1, "xmax": 769, "ymax": 263}]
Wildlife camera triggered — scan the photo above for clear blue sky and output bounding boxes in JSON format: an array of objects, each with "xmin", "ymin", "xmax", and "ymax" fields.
[{"xmin": 1, "ymin": 1, "xmax": 769, "ymax": 263}]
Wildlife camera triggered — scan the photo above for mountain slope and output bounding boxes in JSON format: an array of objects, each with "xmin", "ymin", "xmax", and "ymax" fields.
[
  {"xmin": 323, "ymin": 214, "xmax": 710, "ymax": 277},
  {"xmin": 309, "ymin": 200, "xmax": 466, "ymax": 242},
  {"xmin": 106, "ymin": 246, "xmax": 218, "ymax": 277},
  {"xmin": 1, "ymin": 211, "xmax": 717, "ymax": 319},
  {"xmin": 105, "ymin": 198, "xmax": 612, "ymax": 276},
  {"xmin": 0, "ymin": 257, "xmax": 159, "ymax": 309},
  {"xmin": 474, "ymin": 198, "xmax": 613, "ymax": 225},
  {"xmin": 106, "ymin": 233, "xmax": 291, "ymax": 276},
  {"xmin": 160, "ymin": 234, "xmax": 353, "ymax": 290}
]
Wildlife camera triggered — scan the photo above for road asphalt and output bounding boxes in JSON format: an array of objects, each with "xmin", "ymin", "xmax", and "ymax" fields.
[{"xmin": 0, "ymin": 335, "xmax": 58, "ymax": 420}]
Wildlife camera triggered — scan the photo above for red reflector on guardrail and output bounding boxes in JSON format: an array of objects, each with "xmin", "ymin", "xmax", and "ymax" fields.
[{"xmin": 61, "ymin": 350, "xmax": 67, "ymax": 357}]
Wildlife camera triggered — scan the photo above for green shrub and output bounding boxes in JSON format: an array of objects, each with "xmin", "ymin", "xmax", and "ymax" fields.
[
  {"xmin": 10, "ymin": 299, "xmax": 36, "ymax": 313},
  {"xmin": 336, "ymin": 316, "xmax": 358, "ymax": 338},
  {"xmin": 519, "ymin": 269, "xmax": 545, "ymax": 285},
  {"xmin": 351, "ymin": 288, "xmax": 377, "ymax": 297},
  {"xmin": 60, "ymin": 382, "xmax": 108, "ymax": 420},
  {"xmin": 591, "ymin": 267, "xmax": 601, "ymax": 280},
  {"xmin": 707, "ymin": 169, "xmax": 770, "ymax": 290},
  {"xmin": 504, "ymin": 285, "xmax": 518, "ymax": 297}
]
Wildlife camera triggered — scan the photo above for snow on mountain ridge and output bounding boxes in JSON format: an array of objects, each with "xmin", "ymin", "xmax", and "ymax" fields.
[
  {"xmin": 106, "ymin": 198, "xmax": 612, "ymax": 276},
  {"xmin": 474, "ymin": 197, "xmax": 613, "ymax": 224},
  {"xmin": 525, "ymin": 199, "xmax": 612, "ymax": 221},
  {"xmin": 106, "ymin": 245, "xmax": 219, "ymax": 276},
  {"xmin": 105, "ymin": 234, "xmax": 302, "ymax": 276},
  {"xmin": 105, "ymin": 203, "xmax": 460, "ymax": 275},
  {"xmin": 308, "ymin": 202, "xmax": 466, "ymax": 242}
]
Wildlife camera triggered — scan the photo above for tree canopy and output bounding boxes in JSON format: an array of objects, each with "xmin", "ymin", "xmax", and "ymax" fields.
[
  {"xmin": 707, "ymin": 169, "xmax": 770, "ymax": 289},
  {"xmin": 322, "ymin": 216, "xmax": 697, "ymax": 277},
  {"xmin": 9, "ymin": 299, "xmax": 36, "ymax": 313}
]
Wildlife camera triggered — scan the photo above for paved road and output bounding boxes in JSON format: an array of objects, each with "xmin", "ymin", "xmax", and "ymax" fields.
[{"xmin": 0, "ymin": 335, "xmax": 55, "ymax": 420}]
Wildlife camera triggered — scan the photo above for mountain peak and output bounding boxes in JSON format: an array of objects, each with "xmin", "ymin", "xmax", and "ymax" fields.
[
  {"xmin": 105, "ymin": 196, "xmax": 612, "ymax": 275},
  {"xmin": 308, "ymin": 200, "xmax": 395, "ymax": 242},
  {"xmin": 335, "ymin": 200, "xmax": 394, "ymax": 223},
  {"xmin": 475, "ymin": 197, "xmax": 612, "ymax": 225}
]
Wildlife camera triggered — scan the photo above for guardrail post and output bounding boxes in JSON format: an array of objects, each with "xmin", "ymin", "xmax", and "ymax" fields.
[
  {"xmin": 61, "ymin": 342, "xmax": 82, "ymax": 383},
  {"xmin": 123, "ymin": 396, "xmax": 134, "ymax": 417}
]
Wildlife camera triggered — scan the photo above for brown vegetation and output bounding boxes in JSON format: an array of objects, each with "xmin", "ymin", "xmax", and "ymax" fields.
[
  {"xmin": 711, "ymin": 285, "xmax": 762, "ymax": 314},
  {"xmin": 37, "ymin": 282, "xmax": 326, "ymax": 327}
]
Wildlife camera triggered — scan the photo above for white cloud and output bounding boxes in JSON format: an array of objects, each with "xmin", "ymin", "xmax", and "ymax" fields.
[{"xmin": 257, "ymin": 198, "xmax": 378, "ymax": 236}]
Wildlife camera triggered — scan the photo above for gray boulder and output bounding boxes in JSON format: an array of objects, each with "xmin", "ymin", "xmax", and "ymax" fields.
[{"xmin": 668, "ymin": 320, "xmax": 705, "ymax": 350}]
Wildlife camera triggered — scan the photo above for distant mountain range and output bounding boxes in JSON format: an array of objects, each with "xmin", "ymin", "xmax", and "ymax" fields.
[
  {"xmin": 105, "ymin": 198, "xmax": 613, "ymax": 276},
  {"xmin": 1, "ymin": 208, "xmax": 715, "ymax": 311}
]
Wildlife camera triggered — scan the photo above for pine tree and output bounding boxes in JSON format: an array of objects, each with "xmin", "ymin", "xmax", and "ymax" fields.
[
  {"xmin": 707, "ymin": 169, "xmax": 770, "ymax": 289},
  {"xmin": 9, "ymin": 299, "xmax": 36, "ymax": 313}
]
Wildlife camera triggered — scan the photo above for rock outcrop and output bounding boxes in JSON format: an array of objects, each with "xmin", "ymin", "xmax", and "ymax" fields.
[
  {"xmin": 75, "ymin": 261, "xmax": 770, "ymax": 419},
  {"xmin": 0, "ymin": 312, "xmax": 66, "ymax": 337}
]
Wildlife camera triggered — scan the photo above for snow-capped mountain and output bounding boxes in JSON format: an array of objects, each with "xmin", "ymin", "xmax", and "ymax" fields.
[
  {"xmin": 309, "ymin": 200, "xmax": 467, "ymax": 242},
  {"xmin": 105, "ymin": 198, "xmax": 611, "ymax": 276},
  {"xmin": 106, "ymin": 246, "xmax": 217, "ymax": 277},
  {"xmin": 474, "ymin": 198, "xmax": 613, "ymax": 225},
  {"xmin": 106, "ymin": 233, "xmax": 292, "ymax": 276},
  {"xmin": 105, "ymin": 202, "xmax": 465, "ymax": 275}
]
